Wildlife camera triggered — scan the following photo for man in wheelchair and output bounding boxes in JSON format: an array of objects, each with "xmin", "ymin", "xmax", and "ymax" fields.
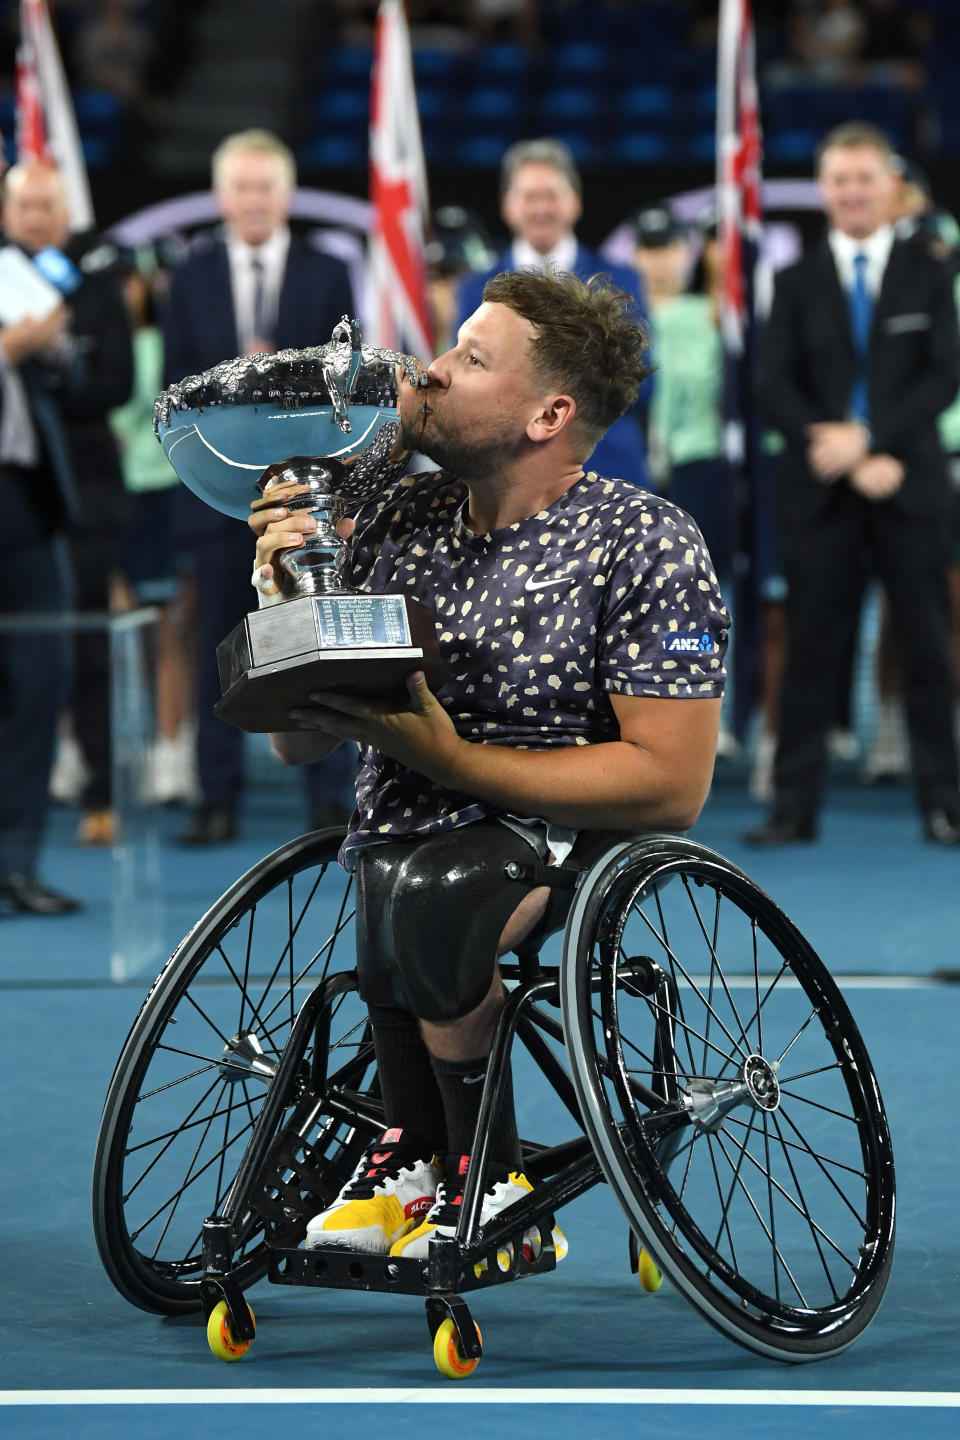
[{"xmin": 247, "ymin": 268, "xmax": 729, "ymax": 1264}]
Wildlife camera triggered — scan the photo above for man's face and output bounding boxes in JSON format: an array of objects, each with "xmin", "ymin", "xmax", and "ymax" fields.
[
  {"xmin": 2, "ymin": 167, "xmax": 70, "ymax": 252},
  {"xmin": 216, "ymin": 149, "xmax": 291, "ymax": 246},
  {"xmin": 500, "ymin": 161, "xmax": 582, "ymax": 256},
  {"xmin": 818, "ymin": 143, "xmax": 899, "ymax": 240},
  {"xmin": 399, "ymin": 301, "xmax": 546, "ymax": 476}
]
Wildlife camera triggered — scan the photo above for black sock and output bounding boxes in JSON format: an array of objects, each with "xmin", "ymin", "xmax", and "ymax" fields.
[
  {"xmin": 367, "ymin": 1003, "xmax": 446, "ymax": 1155},
  {"xmin": 428, "ymin": 1052, "xmax": 523, "ymax": 1175}
]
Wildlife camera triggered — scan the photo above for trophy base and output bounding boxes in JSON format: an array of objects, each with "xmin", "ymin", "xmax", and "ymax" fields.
[{"xmin": 214, "ymin": 591, "xmax": 446, "ymax": 733}]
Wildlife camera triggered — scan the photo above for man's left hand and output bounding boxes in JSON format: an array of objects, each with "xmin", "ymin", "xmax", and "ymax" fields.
[
  {"xmin": 849, "ymin": 454, "xmax": 905, "ymax": 501},
  {"xmin": 289, "ymin": 670, "xmax": 461, "ymax": 780},
  {"xmin": 806, "ymin": 422, "xmax": 869, "ymax": 480}
]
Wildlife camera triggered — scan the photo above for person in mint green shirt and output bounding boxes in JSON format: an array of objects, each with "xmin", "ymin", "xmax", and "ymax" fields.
[{"xmin": 110, "ymin": 256, "xmax": 195, "ymax": 805}]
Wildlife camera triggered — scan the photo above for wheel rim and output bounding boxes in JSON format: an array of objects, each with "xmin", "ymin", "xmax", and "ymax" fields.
[
  {"xmin": 95, "ymin": 831, "xmax": 378, "ymax": 1312},
  {"xmin": 565, "ymin": 842, "xmax": 895, "ymax": 1356}
]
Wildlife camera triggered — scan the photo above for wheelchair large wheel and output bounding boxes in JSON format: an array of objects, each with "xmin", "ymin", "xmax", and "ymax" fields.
[
  {"xmin": 93, "ymin": 828, "xmax": 378, "ymax": 1315},
  {"xmin": 560, "ymin": 836, "xmax": 895, "ymax": 1362}
]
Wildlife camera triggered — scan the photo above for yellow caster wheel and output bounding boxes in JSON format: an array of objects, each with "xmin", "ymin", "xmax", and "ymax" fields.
[
  {"xmin": 206, "ymin": 1299, "xmax": 256, "ymax": 1362},
  {"xmin": 433, "ymin": 1316, "xmax": 482, "ymax": 1379},
  {"xmin": 637, "ymin": 1247, "xmax": 663, "ymax": 1293}
]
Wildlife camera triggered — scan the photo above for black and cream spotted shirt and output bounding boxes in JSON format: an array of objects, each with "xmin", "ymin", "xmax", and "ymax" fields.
[{"xmin": 339, "ymin": 461, "xmax": 730, "ymax": 868}]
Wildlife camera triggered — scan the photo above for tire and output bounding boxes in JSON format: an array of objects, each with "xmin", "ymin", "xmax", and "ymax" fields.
[
  {"xmin": 561, "ymin": 836, "xmax": 896, "ymax": 1362},
  {"xmin": 93, "ymin": 828, "xmax": 378, "ymax": 1315}
]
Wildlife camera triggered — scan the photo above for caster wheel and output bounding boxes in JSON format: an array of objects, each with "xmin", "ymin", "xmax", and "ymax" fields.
[
  {"xmin": 637, "ymin": 1247, "xmax": 663, "ymax": 1293},
  {"xmin": 433, "ymin": 1316, "xmax": 482, "ymax": 1379},
  {"xmin": 206, "ymin": 1299, "xmax": 255, "ymax": 1362}
]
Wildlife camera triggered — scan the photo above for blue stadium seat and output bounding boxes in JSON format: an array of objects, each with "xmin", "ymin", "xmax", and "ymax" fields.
[
  {"xmin": 618, "ymin": 86, "xmax": 674, "ymax": 123},
  {"xmin": 298, "ymin": 135, "xmax": 367, "ymax": 169},
  {"xmin": 685, "ymin": 131, "xmax": 716, "ymax": 163},
  {"xmin": 765, "ymin": 129, "xmax": 820, "ymax": 164},
  {"xmin": 455, "ymin": 134, "xmax": 514, "ymax": 167},
  {"xmin": 608, "ymin": 132, "xmax": 670, "ymax": 164},
  {"xmin": 324, "ymin": 46, "xmax": 373, "ymax": 84}
]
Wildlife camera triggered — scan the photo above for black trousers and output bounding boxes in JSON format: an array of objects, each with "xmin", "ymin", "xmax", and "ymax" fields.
[
  {"xmin": 68, "ymin": 531, "xmax": 114, "ymax": 810},
  {"xmin": 774, "ymin": 488, "xmax": 958, "ymax": 823},
  {"xmin": 0, "ymin": 469, "xmax": 73, "ymax": 879}
]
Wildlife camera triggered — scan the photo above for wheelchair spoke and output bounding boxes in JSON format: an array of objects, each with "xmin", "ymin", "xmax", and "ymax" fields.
[
  {"xmin": 711, "ymin": 1129, "xmax": 809, "ymax": 1308},
  {"xmin": 126, "ymin": 1089, "xmax": 261, "ymax": 1156},
  {"xmin": 679, "ymin": 875, "xmax": 752, "ymax": 1060},
  {"xmin": 124, "ymin": 1075, "xmax": 223, "ymax": 1200}
]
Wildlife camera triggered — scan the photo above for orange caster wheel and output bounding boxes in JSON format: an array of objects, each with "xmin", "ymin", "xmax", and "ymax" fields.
[
  {"xmin": 433, "ymin": 1316, "xmax": 482, "ymax": 1379},
  {"xmin": 206, "ymin": 1299, "xmax": 256, "ymax": 1362}
]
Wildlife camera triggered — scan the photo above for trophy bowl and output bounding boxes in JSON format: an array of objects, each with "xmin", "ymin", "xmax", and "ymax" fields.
[{"xmin": 154, "ymin": 318, "xmax": 446, "ymax": 733}]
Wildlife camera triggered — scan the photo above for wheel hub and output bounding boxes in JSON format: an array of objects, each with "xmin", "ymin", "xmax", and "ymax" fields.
[
  {"xmin": 682, "ymin": 1053, "xmax": 780, "ymax": 1130},
  {"xmin": 219, "ymin": 1031, "xmax": 278, "ymax": 1085}
]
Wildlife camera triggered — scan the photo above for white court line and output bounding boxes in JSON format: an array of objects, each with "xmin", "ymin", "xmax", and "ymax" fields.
[{"xmin": 2, "ymin": 1389, "xmax": 958, "ymax": 1407}]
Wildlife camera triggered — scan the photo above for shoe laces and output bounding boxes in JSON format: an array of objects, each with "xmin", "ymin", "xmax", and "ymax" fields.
[
  {"xmin": 342, "ymin": 1130, "xmax": 423, "ymax": 1200},
  {"xmin": 427, "ymin": 1154, "xmax": 508, "ymax": 1229}
]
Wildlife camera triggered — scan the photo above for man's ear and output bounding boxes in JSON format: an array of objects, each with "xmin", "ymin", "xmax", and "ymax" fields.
[{"xmin": 527, "ymin": 393, "xmax": 576, "ymax": 444}]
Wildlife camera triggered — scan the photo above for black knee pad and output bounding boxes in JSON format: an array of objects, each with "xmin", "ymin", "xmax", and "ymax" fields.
[{"xmin": 355, "ymin": 822, "xmax": 544, "ymax": 1022}]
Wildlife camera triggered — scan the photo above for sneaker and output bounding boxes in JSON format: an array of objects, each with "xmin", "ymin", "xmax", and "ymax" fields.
[
  {"xmin": 389, "ymin": 1154, "xmax": 567, "ymax": 1265},
  {"xmin": 304, "ymin": 1127, "xmax": 440, "ymax": 1254}
]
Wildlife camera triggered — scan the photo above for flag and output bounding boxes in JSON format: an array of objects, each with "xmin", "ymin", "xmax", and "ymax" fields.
[
  {"xmin": 368, "ymin": 0, "xmax": 433, "ymax": 357},
  {"xmin": 16, "ymin": 0, "xmax": 94, "ymax": 232},
  {"xmin": 716, "ymin": 0, "xmax": 764, "ymax": 738}
]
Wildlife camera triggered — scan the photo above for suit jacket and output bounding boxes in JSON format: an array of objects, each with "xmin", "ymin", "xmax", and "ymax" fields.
[
  {"xmin": 757, "ymin": 236, "xmax": 960, "ymax": 524},
  {"xmin": 48, "ymin": 269, "xmax": 133, "ymax": 533},
  {"xmin": 162, "ymin": 234, "xmax": 355, "ymax": 385},
  {"xmin": 162, "ymin": 234, "xmax": 356, "ymax": 539},
  {"xmin": 456, "ymin": 243, "xmax": 650, "ymax": 487}
]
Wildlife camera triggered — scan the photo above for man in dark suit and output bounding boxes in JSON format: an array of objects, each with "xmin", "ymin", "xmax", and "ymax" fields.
[
  {"xmin": 163, "ymin": 129, "xmax": 357, "ymax": 845},
  {"xmin": 0, "ymin": 167, "xmax": 84, "ymax": 913},
  {"xmin": 3, "ymin": 161, "xmax": 134, "ymax": 848},
  {"xmin": 456, "ymin": 137, "xmax": 649, "ymax": 488},
  {"xmin": 746, "ymin": 122, "xmax": 960, "ymax": 846}
]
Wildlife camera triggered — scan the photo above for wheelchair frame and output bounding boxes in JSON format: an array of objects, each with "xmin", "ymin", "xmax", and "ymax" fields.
[{"xmin": 93, "ymin": 827, "xmax": 896, "ymax": 1377}]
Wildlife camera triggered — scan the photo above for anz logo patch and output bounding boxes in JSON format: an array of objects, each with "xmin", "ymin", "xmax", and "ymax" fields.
[{"xmin": 662, "ymin": 632, "xmax": 717, "ymax": 654}]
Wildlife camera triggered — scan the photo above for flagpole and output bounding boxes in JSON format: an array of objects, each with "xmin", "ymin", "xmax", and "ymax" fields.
[{"xmin": 717, "ymin": 0, "xmax": 764, "ymax": 742}]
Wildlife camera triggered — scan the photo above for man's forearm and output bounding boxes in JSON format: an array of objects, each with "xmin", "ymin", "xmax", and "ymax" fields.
[
  {"xmin": 270, "ymin": 730, "xmax": 344, "ymax": 766},
  {"xmin": 428, "ymin": 734, "xmax": 714, "ymax": 833}
]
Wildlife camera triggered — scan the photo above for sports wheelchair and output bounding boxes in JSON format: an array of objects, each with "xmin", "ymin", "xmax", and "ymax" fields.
[{"xmin": 93, "ymin": 827, "xmax": 895, "ymax": 1378}]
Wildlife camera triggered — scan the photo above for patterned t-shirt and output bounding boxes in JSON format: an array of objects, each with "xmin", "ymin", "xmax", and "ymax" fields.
[{"xmin": 339, "ymin": 447, "xmax": 730, "ymax": 868}]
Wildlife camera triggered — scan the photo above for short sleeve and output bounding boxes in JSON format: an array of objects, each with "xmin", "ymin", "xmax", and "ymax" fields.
[{"xmin": 597, "ymin": 501, "xmax": 729, "ymax": 698}]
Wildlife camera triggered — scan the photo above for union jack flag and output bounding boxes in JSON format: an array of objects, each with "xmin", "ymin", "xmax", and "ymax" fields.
[{"xmin": 368, "ymin": 0, "xmax": 433, "ymax": 358}]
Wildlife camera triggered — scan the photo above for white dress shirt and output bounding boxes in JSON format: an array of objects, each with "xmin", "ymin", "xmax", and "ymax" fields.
[
  {"xmin": 828, "ymin": 224, "xmax": 895, "ymax": 299},
  {"xmin": 226, "ymin": 225, "xmax": 290, "ymax": 350},
  {"xmin": 510, "ymin": 232, "xmax": 579, "ymax": 275}
]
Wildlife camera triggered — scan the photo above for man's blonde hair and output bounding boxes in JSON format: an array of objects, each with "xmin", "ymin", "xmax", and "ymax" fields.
[{"xmin": 211, "ymin": 129, "xmax": 296, "ymax": 191}]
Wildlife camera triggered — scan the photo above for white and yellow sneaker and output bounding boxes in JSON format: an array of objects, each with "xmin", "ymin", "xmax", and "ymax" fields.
[
  {"xmin": 305, "ymin": 1128, "xmax": 440, "ymax": 1254},
  {"xmin": 389, "ymin": 1154, "xmax": 567, "ymax": 1265}
]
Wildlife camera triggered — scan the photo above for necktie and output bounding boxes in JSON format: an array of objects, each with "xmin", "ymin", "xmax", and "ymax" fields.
[
  {"xmin": 251, "ymin": 255, "xmax": 268, "ymax": 343},
  {"xmin": 847, "ymin": 251, "xmax": 872, "ymax": 422}
]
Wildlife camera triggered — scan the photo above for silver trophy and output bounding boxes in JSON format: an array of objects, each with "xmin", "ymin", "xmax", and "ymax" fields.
[{"xmin": 154, "ymin": 318, "xmax": 445, "ymax": 733}]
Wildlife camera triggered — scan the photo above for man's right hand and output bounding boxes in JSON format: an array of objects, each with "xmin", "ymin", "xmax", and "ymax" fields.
[
  {"xmin": 248, "ymin": 481, "xmax": 354, "ymax": 596},
  {"xmin": 0, "ymin": 307, "xmax": 68, "ymax": 366}
]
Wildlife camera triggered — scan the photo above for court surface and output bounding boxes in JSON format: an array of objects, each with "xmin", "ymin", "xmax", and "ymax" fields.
[{"xmin": 2, "ymin": 762, "xmax": 958, "ymax": 1438}]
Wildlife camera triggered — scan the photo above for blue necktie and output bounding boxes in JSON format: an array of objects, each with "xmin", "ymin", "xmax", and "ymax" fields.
[
  {"xmin": 847, "ymin": 251, "xmax": 872, "ymax": 422},
  {"xmin": 251, "ymin": 255, "xmax": 268, "ymax": 342}
]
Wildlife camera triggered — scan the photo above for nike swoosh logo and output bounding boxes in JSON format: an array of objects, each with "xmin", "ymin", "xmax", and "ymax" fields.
[
  {"xmin": 525, "ymin": 573, "xmax": 575, "ymax": 591},
  {"xmin": 370, "ymin": 1151, "xmax": 393, "ymax": 1164}
]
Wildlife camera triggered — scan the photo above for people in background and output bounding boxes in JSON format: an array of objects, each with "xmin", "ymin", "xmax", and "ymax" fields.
[
  {"xmin": 162, "ymin": 128, "xmax": 357, "ymax": 845},
  {"xmin": 746, "ymin": 122, "xmax": 960, "ymax": 847},
  {"xmin": 456, "ymin": 136, "xmax": 650, "ymax": 488}
]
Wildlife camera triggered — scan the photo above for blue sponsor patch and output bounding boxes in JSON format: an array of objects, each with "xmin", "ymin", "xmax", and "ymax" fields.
[{"xmin": 662, "ymin": 631, "xmax": 717, "ymax": 654}]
